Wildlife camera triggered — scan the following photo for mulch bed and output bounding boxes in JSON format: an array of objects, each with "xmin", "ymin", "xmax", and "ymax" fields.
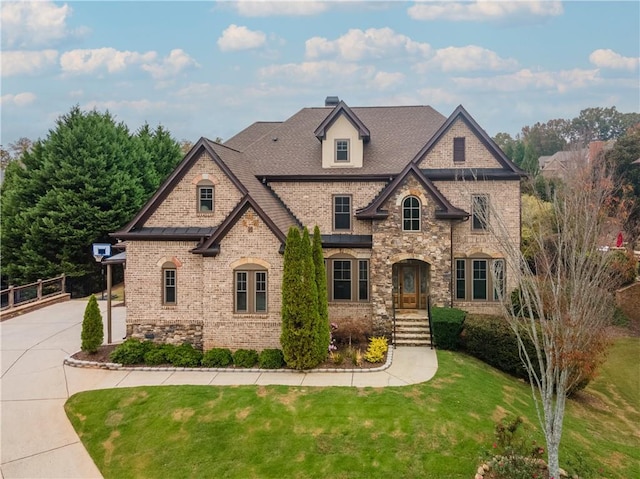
[{"xmin": 71, "ymin": 343, "xmax": 387, "ymax": 370}]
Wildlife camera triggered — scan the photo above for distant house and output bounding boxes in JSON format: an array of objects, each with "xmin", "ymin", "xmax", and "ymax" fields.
[
  {"xmin": 539, "ymin": 141, "xmax": 614, "ymax": 180},
  {"xmin": 113, "ymin": 98, "xmax": 526, "ymax": 351}
]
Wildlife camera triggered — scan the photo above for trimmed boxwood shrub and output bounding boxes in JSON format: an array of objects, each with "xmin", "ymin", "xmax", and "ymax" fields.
[
  {"xmin": 202, "ymin": 348, "xmax": 233, "ymax": 367},
  {"xmin": 431, "ymin": 307, "xmax": 466, "ymax": 350},
  {"xmin": 460, "ymin": 314, "xmax": 539, "ymax": 380},
  {"xmin": 233, "ymin": 349, "xmax": 259, "ymax": 368},
  {"xmin": 259, "ymin": 349, "xmax": 285, "ymax": 369},
  {"xmin": 143, "ymin": 344, "xmax": 176, "ymax": 365},
  {"xmin": 168, "ymin": 343, "xmax": 203, "ymax": 367},
  {"xmin": 109, "ymin": 339, "xmax": 152, "ymax": 365}
]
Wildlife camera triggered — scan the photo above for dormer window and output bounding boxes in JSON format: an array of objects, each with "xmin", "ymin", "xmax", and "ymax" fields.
[{"xmin": 336, "ymin": 139, "xmax": 349, "ymax": 162}]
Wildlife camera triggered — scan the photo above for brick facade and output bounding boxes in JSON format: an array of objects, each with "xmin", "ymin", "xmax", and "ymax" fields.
[{"xmin": 119, "ymin": 104, "xmax": 523, "ymax": 351}]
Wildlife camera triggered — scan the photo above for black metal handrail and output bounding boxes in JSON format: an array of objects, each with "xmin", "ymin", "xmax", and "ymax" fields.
[
  {"xmin": 391, "ymin": 289, "xmax": 396, "ymax": 348},
  {"xmin": 427, "ymin": 295, "xmax": 434, "ymax": 349}
]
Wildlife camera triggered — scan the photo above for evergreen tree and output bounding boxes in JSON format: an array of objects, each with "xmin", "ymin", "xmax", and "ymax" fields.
[
  {"xmin": 280, "ymin": 227, "xmax": 321, "ymax": 369},
  {"xmin": 81, "ymin": 295, "xmax": 104, "ymax": 353},
  {"xmin": 312, "ymin": 226, "xmax": 330, "ymax": 362},
  {"xmin": 0, "ymin": 106, "xmax": 182, "ymax": 292}
]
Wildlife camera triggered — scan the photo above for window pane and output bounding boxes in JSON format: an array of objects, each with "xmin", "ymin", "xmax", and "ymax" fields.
[
  {"xmin": 334, "ymin": 196, "xmax": 351, "ymax": 230},
  {"xmin": 455, "ymin": 260, "xmax": 466, "ymax": 300},
  {"xmin": 333, "ymin": 260, "xmax": 351, "ymax": 300},
  {"xmin": 493, "ymin": 259, "xmax": 505, "ymax": 301},
  {"xmin": 336, "ymin": 140, "xmax": 348, "ymax": 161},
  {"xmin": 472, "ymin": 195, "xmax": 488, "ymax": 230},
  {"xmin": 164, "ymin": 269, "xmax": 176, "ymax": 304},
  {"xmin": 472, "ymin": 260, "xmax": 487, "ymax": 300},
  {"xmin": 236, "ymin": 272, "xmax": 247, "ymax": 311},
  {"xmin": 358, "ymin": 260, "xmax": 368, "ymax": 301},
  {"xmin": 199, "ymin": 187, "xmax": 213, "ymax": 211},
  {"xmin": 255, "ymin": 272, "xmax": 267, "ymax": 312}
]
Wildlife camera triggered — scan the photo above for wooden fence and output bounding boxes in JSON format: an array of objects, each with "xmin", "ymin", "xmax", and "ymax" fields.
[{"xmin": 1, "ymin": 274, "xmax": 67, "ymax": 312}]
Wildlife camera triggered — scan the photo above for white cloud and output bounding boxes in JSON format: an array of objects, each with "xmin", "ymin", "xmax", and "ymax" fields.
[
  {"xmin": 82, "ymin": 99, "xmax": 168, "ymax": 113},
  {"xmin": 589, "ymin": 49, "xmax": 639, "ymax": 71},
  {"xmin": 0, "ymin": 92, "xmax": 37, "ymax": 107},
  {"xmin": 1, "ymin": 50, "xmax": 58, "ymax": 77},
  {"xmin": 232, "ymin": 0, "xmax": 327, "ymax": 17},
  {"xmin": 306, "ymin": 28, "xmax": 431, "ymax": 61},
  {"xmin": 141, "ymin": 49, "xmax": 199, "ymax": 79},
  {"xmin": 371, "ymin": 71, "xmax": 405, "ymax": 90},
  {"xmin": 453, "ymin": 68, "xmax": 601, "ymax": 93},
  {"xmin": 415, "ymin": 45, "xmax": 518, "ymax": 73},
  {"xmin": 218, "ymin": 24, "xmax": 266, "ymax": 52},
  {"xmin": 408, "ymin": 0, "xmax": 563, "ymax": 22},
  {"xmin": 416, "ymin": 87, "xmax": 460, "ymax": 105},
  {"xmin": 60, "ymin": 48, "xmax": 157, "ymax": 74},
  {"xmin": 0, "ymin": 1, "xmax": 87, "ymax": 48}
]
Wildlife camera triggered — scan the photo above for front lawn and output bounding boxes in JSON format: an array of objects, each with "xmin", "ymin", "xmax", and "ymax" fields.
[{"xmin": 65, "ymin": 339, "xmax": 639, "ymax": 479}]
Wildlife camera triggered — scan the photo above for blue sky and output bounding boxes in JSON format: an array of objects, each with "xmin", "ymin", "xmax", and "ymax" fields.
[{"xmin": 1, "ymin": 1, "xmax": 639, "ymax": 147}]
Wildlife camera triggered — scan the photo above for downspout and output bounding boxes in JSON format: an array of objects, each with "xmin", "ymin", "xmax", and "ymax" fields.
[{"xmin": 450, "ymin": 220, "xmax": 454, "ymax": 308}]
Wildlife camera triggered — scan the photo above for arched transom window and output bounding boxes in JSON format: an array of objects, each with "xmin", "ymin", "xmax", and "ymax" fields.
[{"xmin": 402, "ymin": 196, "xmax": 421, "ymax": 231}]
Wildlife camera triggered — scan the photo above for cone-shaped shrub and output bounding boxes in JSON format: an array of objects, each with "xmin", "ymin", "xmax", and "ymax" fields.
[
  {"xmin": 281, "ymin": 227, "xmax": 322, "ymax": 369},
  {"xmin": 81, "ymin": 294, "xmax": 104, "ymax": 353},
  {"xmin": 312, "ymin": 226, "xmax": 330, "ymax": 363}
]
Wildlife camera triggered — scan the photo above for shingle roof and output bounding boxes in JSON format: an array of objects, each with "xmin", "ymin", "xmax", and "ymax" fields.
[
  {"xmin": 224, "ymin": 121, "xmax": 282, "ymax": 150},
  {"xmin": 240, "ymin": 105, "xmax": 447, "ymax": 176}
]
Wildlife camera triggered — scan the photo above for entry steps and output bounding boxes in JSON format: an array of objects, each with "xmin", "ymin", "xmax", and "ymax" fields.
[{"xmin": 394, "ymin": 310, "xmax": 432, "ymax": 347}]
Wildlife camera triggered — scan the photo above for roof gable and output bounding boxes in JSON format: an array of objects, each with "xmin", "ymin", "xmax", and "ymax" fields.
[
  {"xmin": 314, "ymin": 101, "xmax": 371, "ymax": 142},
  {"xmin": 356, "ymin": 163, "xmax": 468, "ymax": 220},
  {"xmin": 412, "ymin": 105, "xmax": 526, "ymax": 175}
]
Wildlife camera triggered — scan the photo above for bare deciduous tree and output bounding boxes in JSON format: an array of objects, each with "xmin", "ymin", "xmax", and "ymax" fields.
[{"xmin": 472, "ymin": 150, "xmax": 621, "ymax": 478}]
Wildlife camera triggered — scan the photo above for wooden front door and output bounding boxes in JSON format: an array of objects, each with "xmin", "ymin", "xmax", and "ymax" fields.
[{"xmin": 398, "ymin": 265, "xmax": 419, "ymax": 309}]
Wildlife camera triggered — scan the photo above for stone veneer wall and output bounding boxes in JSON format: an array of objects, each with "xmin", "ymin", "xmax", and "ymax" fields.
[
  {"xmin": 370, "ymin": 174, "xmax": 453, "ymax": 335},
  {"xmin": 145, "ymin": 152, "xmax": 243, "ymax": 228},
  {"xmin": 127, "ymin": 322, "xmax": 203, "ymax": 350},
  {"xmin": 269, "ymin": 181, "xmax": 384, "ymax": 235}
]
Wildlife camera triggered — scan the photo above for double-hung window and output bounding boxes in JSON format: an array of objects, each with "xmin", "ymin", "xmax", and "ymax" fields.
[
  {"xmin": 335, "ymin": 139, "xmax": 349, "ymax": 162},
  {"xmin": 472, "ymin": 194, "xmax": 489, "ymax": 231},
  {"xmin": 162, "ymin": 263, "xmax": 177, "ymax": 305},
  {"xmin": 327, "ymin": 257, "xmax": 369, "ymax": 302},
  {"xmin": 333, "ymin": 195, "xmax": 351, "ymax": 231},
  {"xmin": 235, "ymin": 269, "xmax": 268, "ymax": 313},
  {"xmin": 455, "ymin": 258, "xmax": 505, "ymax": 302}
]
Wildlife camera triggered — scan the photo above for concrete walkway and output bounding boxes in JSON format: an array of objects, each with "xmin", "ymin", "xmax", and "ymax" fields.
[{"xmin": 1, "ymin": 300, "xmax": 438, "ymax": 479}]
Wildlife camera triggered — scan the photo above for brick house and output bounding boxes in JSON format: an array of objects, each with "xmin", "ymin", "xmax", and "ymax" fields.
[{"xmin": 113, "ymin": 98, "xmax": 525, "ymax": 350}]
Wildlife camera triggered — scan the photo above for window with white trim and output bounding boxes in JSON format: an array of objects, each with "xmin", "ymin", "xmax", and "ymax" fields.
[
  {"xmin": 197, "ymin": 181, "xmax": 214, "ymax": 213},
  {"xmin": 402, "ymin": 196, "xmax": 421, "ymax": 231},
  {"xmin": 454, "ymin": 258, "xmax": 505, "ymax": 302},
  {"xmin": 234, "ymin": 268, "xmax": 268, "ymax": 313}
]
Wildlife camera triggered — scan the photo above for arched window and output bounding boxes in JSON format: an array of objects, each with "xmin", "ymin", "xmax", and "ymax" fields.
[
  {"xmin": 234, "ymin": 264, "xmax": 268, "ymax": 313},
  {"xmin": 197, "ymin": 180, "xmax": 214, "ymax": 212},
  {"xmin": 402, "ymin": 196, "xmax": 420, "ymax": 231},
  {"xmin": 161, "ymin": 261, "xmax": 177, "ymax": 305}
]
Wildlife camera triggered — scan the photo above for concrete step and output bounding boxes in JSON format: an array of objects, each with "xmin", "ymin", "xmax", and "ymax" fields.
[{"xmin": 395, "ymin": 338, "xmax": 432, "ymax": 347}]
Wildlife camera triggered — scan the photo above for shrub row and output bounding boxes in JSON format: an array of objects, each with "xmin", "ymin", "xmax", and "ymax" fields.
[
  {"xmin": 430, "ymin": 307, "xmax": 466, "ymax": 350},
  {"xmin": 460, "ymin": 314, "xmax": 539, "ymax": 381},
  {"xmin": 109, "ymin": 341, "xmax": 285, "ymax": 369}
]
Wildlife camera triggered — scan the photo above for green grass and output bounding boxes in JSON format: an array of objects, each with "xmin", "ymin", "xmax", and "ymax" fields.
[{"xmin": 65, "ymin": 339, "xmax": 640, "ymax": 479}]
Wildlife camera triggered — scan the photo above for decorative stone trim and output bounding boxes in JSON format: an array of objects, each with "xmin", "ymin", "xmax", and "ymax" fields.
[{"xmin": 63, "ymin": 346, "xmax": 393, "ymax": 373}]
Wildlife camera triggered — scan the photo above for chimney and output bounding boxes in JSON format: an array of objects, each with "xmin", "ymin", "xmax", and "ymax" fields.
[{"xmin": 325, "ymin": 96, "xmax": 339, "ymax": 107}]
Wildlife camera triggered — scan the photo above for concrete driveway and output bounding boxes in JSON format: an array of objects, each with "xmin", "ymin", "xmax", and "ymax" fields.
[{"xmin": 1, "ymin": 300, "xmax": 438, "ymax": 478}]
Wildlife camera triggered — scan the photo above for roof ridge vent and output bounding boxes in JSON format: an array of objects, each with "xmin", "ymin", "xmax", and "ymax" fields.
[{"xmin": 325, "ymin": 96, "xmax": 339, "ymax": 107}]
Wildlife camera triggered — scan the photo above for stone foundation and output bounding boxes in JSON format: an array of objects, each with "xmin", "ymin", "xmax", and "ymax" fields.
[{"xmin": 127, "ymin": 321, "xmax": 204, "ymax": 350}]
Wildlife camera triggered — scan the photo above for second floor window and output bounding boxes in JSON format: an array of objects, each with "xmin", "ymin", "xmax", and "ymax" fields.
[
  {"xmin": 333, "ymin": 195, "xmax": 351, "ymax": 230},
  {"xmin": 472, "ymin": 194, "xmax": 489, "ymax": 231},
  {"xmin": 453, "ymin": 137, "xmax": 465, "ymax": 162},
  {"xmin": 402, "ymin": 196, "xmax": 421, "ymax": 231},
  {"xmin": 336, "ymin": 139, "xmax": 349, "ymax": 162},
  {"xmin": 198, "ymin": 185, "xmax": 214, "ymax": 212}
]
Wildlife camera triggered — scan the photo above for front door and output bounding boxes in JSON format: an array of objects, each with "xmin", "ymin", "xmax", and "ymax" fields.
[{"xmin": 399, "ymin": 265, "xmax": 418, "ymax": 309}]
